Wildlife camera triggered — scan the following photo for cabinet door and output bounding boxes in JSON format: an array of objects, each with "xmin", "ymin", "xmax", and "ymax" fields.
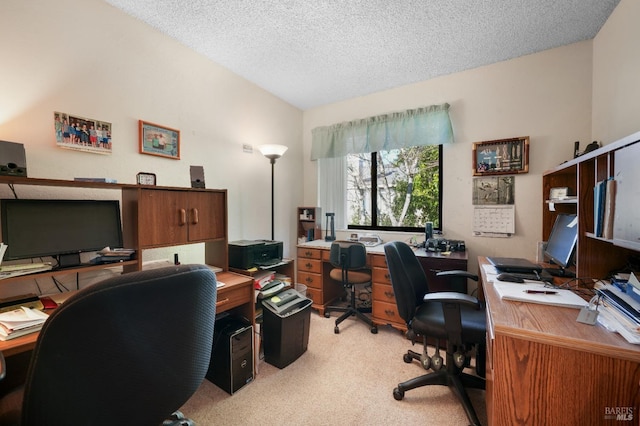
[
  {"xmin": 188, "ymin": 191, "xmax": 226, "ymax": 242},
  {"xmin": 138, "ymin": 189, "xmax": 189, "ymax": 247}
]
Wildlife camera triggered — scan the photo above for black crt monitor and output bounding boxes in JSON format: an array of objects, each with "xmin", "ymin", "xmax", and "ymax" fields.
[
  {"xmin": 0, "ymin": 199, "xmax": 124, "ymax": 268},
  {"xmin": 543, "ymin": 213, "xmax": 578, "ymax": 277}
]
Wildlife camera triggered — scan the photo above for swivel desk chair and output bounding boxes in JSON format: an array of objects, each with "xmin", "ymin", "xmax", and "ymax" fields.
[
  {"xmin": 0, "ymin": 264, "xmax": 217, "ymax": 426},
  {"xmin": 324, "ymin": 241, "xmax": 378, "ymax": 334},
  {"xmin": 384, "ymin": 241, "xmax": 486, "ymax": 426}
]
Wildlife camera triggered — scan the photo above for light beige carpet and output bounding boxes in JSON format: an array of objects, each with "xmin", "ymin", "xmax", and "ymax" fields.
[{"xmin": 181, "ymin": 311, "xmax": 486, "ymax": 425}]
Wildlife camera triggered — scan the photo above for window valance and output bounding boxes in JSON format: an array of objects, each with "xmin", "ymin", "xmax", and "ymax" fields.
[{"xmin": 310, "ymin": 103, "xmax": 453, "ymax": 160}]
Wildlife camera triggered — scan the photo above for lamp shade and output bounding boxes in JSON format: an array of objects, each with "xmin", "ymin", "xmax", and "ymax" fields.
[{"xmin": 258, "ymin": 144, "xmax": 288, "ymax": 160}]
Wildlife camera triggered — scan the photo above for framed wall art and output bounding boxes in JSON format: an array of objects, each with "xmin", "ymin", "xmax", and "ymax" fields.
[
  {"xmin": 55, "ymin": 111, "xmax": 112, "ymax": 155},
  {"xmin": 139, "ymin": 120, "xmax": 180, "ymax": 160},
  {"xmin": 472, "ymin": 136, "xmax": 529, "ymax": 176}
]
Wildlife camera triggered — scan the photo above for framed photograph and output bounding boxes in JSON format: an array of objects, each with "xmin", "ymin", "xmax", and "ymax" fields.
[
  {"xmin": 139, "ymin": 120, "xmax": 180, "ymax": 160},
  {"xmin": 472, "ymin": 136, "xmax": 529, "ymax": 176},
  {"xmin": 55, "ymin": 111, "xmax": 112, "ymax": 155}
]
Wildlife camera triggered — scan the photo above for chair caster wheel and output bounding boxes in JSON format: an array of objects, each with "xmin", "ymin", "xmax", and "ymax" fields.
[
  {"xmin": 393, "ymin": 387, "xmax": 404, "ymax": 401},
  {"xmin": 324, "ymin": 312, "xmax": 330, "ymax": 318},
  {"xmin": 403, "ymin": 353, "xmax": 413, "ymax": 363},
  {"xmin": 334, "ymin": 326, "xmax": 340, "ymax": 334},
  {"xmin": 370, "ymin": 326, "xmax": 378, "ymax": 334}
]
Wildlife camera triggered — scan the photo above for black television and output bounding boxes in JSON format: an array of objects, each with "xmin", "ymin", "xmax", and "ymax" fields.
[
  {"xmin": 1, "ymin": 199, "xmax": 123, "ymax": 267},
  {"xmin": 543, "ymin": 213, "xmax": 578, "ymax": 277}
]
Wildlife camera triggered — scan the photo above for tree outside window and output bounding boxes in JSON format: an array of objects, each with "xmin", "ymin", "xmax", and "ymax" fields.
[{"xmin": 347, "ymin": 145, "xmax": 442, "ymax": 231}]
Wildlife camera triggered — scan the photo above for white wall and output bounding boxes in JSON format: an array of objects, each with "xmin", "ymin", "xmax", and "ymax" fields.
[
  {"xmin": 592, "ymin": 0, "xmax": 640, "ymax": 143},
  {"xmin": 303, "ymin": 42, "xmax": 594, "ymax": 280},
  {"xmin": 0, "ymin": 0, "xmax": 303, "ymax": 296},
  {"xmin": 0, "ymin": 0, "xmax": 637, "ymax": 298}
]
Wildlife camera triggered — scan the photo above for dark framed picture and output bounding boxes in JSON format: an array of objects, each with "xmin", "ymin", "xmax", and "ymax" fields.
[
  {"xmin": 472, "ymin": 136, "xmax": 529, "ymax": 176},
  {"xmin": 139, "ymin": 120, "xmax": 180, "ymax": 160}
]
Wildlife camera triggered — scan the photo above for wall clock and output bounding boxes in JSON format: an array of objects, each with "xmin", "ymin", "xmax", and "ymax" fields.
[{"xmin": 136, "ymin": 172, "xmax": 157, "ymax": 186}]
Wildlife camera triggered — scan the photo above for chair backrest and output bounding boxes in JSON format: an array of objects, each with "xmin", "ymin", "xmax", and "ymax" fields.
[
  {"xmin": 21, "ymin": 264, "xmax": 217, "ymax": 426},
  {"xmin": 329, "ymin": 241, "xmax": 367, "ymax": 270},
  {"xmin": 383, "ymin": 241, "xmax": 430, "ymax": 323}
]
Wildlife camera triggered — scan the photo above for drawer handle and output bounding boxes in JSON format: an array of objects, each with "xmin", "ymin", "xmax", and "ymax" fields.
[
  {"xmin": 385, "ymin": 309, "xmax": 396, "ymax": 316},
  {"xmin": 305, "ymin": 277, "xmax": 313, "ymax": 284},
  {"xmin": 384, "ymin": 273, "xmax": 390, "ymax": 280},
  {"xmin": 191, "ymin": 208, "xmax": 199, "ymax": 224},
  {"xmin": 216, "ymin": 298, "xmax": 230, "ymax": 307},
  {"xmin": 384, "ymin": 291, "xmax": 394, "ymax": 299},
  {"xmin": 179, "ymin": 208, "xmax": 187, "ymax": 226},
  {"xmin": 305, "ymin": 250, "xmax": 313, "ymax": 257},
  {"xmin": 305, "ymin": 262, "xmax": 313, "ymax": 269}
]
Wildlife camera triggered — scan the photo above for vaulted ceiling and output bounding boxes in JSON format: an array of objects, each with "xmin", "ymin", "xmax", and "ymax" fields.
[{"xmin": 104, "ymin": 0, "xmax": 620, "ymax": 110}]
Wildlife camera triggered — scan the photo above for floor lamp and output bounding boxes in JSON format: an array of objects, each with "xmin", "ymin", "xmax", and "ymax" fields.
[{"xmin": 258, "ymin": 144, "xmax": 288, "ymax": 241}]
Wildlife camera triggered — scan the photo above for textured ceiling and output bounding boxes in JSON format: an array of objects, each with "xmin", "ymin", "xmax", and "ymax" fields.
[{"xmin": 103, "ymin": 0, "xmax": 619, "ymax": 110}]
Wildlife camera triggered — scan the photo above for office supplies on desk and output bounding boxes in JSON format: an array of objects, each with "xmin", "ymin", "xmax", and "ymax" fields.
[
  {"xmin": 0, "ymin": 306, "xmax": 48, "ymax": 340},
  {"xmin": 493, "ymin": 282, "xmax": 587, "ymax": 309}
]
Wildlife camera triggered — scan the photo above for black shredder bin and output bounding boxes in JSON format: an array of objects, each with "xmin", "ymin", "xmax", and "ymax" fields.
[{"xmin": 261, "ymin": 288, "xmax": 312, "ymax": 369}]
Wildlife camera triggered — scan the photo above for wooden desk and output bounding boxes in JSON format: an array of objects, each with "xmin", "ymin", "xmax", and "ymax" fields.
[
  {"xmin": 479, "ymin": 256, "xmax": 640, "ymax": 425},
  {"xmin": 0, "ymin": 270, "xmax": 253, "ymax": 357},
  {"xmin": 297, "ymin": 240, "xmax": 468, "ymax": 332}
]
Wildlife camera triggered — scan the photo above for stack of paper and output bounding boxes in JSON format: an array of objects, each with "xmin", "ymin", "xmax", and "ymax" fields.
[
  {"xmin": 0, "ymin": 307, "xmax": 49, "ymax": 340},
  {"xmin": 492, "ymin": 281, "xmax": 587, "ymax": 309}
]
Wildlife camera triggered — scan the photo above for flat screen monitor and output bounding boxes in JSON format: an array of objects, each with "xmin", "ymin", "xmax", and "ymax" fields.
[
  {"xmin": 1, "ymin": 199, "xmax": 123, "ymax": 266},
  {"xmin": 543, "ymin": 213, "xmax": 578, "ymax": 277}
]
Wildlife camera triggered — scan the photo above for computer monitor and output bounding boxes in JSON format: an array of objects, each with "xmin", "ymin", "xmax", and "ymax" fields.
[
  {"xmin": 543, "ymin": 213, "xmax": 578, "ymax": 277},
  {"xmin": 1, "ymin": 199, "xmax": 123, "ymax": 267}
]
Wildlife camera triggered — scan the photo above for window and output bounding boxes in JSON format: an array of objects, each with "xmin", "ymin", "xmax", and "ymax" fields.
[{"xmin": 346, "ymin": 145, "xmax": 442, "ymax": 231}]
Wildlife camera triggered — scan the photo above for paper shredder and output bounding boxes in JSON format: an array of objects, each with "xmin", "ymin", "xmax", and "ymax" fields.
[{"xmin": 261, "ymin": 288, "xmax": 312, "ymax": 369}]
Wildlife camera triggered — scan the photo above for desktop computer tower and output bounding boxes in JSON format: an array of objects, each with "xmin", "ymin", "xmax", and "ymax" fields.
[{"xmin": 206, "ymin": 316, "xmax": 254, "ymax": 394}]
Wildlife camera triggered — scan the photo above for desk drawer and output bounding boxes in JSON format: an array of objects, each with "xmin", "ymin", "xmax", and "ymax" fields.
[
  {"xmin": 372, "ymin": 282, "xmax": 396, "ymax": 304},
  {"xmin": 216, "ymin": 284, "xmax": 251, "ymax": 312},
  {"xmin": 298, "ymin": 258, "xmax": 322, "ymax": 274},
  {"xmin": 372, "ymin": 300, "xmax": 402, "ymax": 325},
  {"xmin": 297, "ymin": 247, "xmax": 322, "ymax": 260},
  {"xmin": 305, "ymin": 286, "xmax": 322, "ymax": 306},
  {"xmin": 370, "ymin": 254, "xmax": 388, "ymax": 268},
  {"xmin": 372, "ymin": 267, "xmax": 391, "ymax": 285},
  {"xmin": 297, "ymin": 271, "xmax": 322, "ymax": 289}
]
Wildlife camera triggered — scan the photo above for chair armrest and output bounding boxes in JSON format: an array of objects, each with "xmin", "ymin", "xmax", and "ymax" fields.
[
  {"xmin": 435, "ymin": 270, "xmax": 478, "ymax": 281},
  {"xmin": 423, "ymin": 291, "xmax": 482, "ymax": 309}
]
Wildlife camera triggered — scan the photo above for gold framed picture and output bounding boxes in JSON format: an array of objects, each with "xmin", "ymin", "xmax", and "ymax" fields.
[
  {"xmin": 139, "ymin": 120, "xmax": 180, "ymax": 160},
  {"xmin": 472, "ymin": 136, "xmax": 529, "ymax": 176}
]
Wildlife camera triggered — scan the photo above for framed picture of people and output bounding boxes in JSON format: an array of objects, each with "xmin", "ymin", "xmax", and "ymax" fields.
[
  {"xmin": 55, "ymin": 111, "xmax": 112, "ymax": 155},
  {"xmin": 139, "ymin": 120, "xmax": 180, "ymax": 160},
  {"xmin": 472, "ymin": 136, "xmax": 529, "ymax": 176}
]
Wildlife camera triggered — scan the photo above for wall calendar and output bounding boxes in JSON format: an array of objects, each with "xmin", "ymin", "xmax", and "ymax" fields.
[{"xmin": 472, "ymin": 205, "xmax": 515, "ymax": 237}]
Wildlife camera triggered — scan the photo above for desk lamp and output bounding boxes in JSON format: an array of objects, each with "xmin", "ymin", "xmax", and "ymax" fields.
[
  {"xmin": 258, "ymin": 144, "xmax": 288, "ymax": 241},
  {"xmin": 325, "ymin": 212, "xmax": 336, "ymax": 241}
]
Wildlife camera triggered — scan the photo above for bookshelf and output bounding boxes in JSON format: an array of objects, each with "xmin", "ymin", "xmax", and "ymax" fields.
[
  {"xmin": 542, "ymin": 131, "xmax": 640, "ymax": 279},
  {"xmin": 297, "ymin": 207, "xmax": 322, "ymax": 241}
]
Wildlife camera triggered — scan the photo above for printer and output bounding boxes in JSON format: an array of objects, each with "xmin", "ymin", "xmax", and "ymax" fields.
[{"xmin": 228, "ymin": 240, "xmax": 283, "ymax": 270}]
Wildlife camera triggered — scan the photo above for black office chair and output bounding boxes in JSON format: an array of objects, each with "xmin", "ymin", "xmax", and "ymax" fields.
[
  {"xmin": 383, "ymin": 241, "xmax": 486, "ymax": 426},
  {"xmin": 324, "ymin": 241, "xmax": 378, "ymax": 334},
  {"xmin": 0, "ymin": 264, "xmax": 217, "ymax": 426}
]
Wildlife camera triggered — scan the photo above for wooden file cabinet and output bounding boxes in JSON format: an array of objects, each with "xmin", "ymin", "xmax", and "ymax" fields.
[
  {"xmin": 297, "ymin": 241, "xmax": 468, "ymax": 332},
  {"xmin": 370, "ymin": 254, "xmax": 403, "ymax": 330}
]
